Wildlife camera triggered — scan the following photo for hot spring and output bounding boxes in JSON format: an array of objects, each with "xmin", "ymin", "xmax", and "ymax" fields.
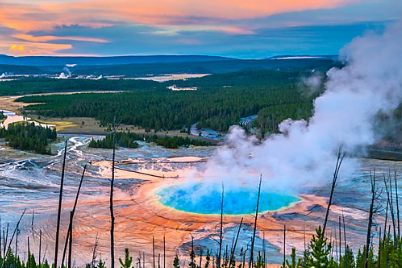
[{"xmin": 157, "ymin": 183, "xmax": 301, "ymax": 215}]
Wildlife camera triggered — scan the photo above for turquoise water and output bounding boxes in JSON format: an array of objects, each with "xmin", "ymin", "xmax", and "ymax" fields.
[{"xmin": 157, "ymin": 183, "xmax": 300, "ymax": 215}]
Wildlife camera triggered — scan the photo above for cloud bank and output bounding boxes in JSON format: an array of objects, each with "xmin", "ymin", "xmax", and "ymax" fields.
[{"xmin": 0, "ymin": 0, "xmax": 396, "ymax": 55}]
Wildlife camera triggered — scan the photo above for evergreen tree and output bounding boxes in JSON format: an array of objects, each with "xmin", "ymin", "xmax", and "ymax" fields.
[
  {"xmin": 119, "ymin": 248, "xmax": 133, "ymax": 268},
  {"xmin": 189, "ymin": 247, "xmax": 196, "ymax": 268},
  {"xmin": 303, "ymin": 226, "xmax": 332, "ymax": 268},
  {"xmin": 285, "ymin": 248, "xmax": 301, "ymax": 268},
  {"xmin": 339, "ymin": 245, "xmax": 355, "ymax": 268},
  {"xmin": 253, "ymin": 253, "xmax": 264, "ymax": 268},
  {"xmin": 205, "ymin": 250, "xmax": 211, "ymax": 268},
  {"xmin": 174, "ymin": 252, "xmax": 181, "ymax": 268}
]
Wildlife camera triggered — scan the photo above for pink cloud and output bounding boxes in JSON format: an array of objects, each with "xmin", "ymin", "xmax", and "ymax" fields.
[
  {"xmin": 0, "ymin": 0, "xmax": 359, "ymax": 55},
  {"xmin": 13, "ymin": 34, "xmax": 109, "ymax": 43},
  {"xmin": 1, "ymin": 0, "xmax": 358, "ymax": 31}
]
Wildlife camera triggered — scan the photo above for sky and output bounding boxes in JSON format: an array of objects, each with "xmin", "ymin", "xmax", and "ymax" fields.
[{"xmin": 0, "ymin": 0, "xmax": 400, "ymax": 58}]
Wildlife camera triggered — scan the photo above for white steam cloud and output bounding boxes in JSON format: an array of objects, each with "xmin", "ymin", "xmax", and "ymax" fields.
[
  {"xmin": 0, "ymin": 72, "xmax": 10, "ymax": 79},
  {"xmin": 56, "ymin": 65, "xmax": 72, "ymax": 79},
  {"xmin": 190, "ymin": 22, "xmax": 402, "ymax": 194},
  {"xmin": 300, "ymin": 72, "xmax": 324, "ymax": 96}
]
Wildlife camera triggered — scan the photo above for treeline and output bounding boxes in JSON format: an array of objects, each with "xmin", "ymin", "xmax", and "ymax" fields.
[
  {"xmin": 18, "ymin": 70, "xmax": 318, "ymax": 133},
  {"xmin": 0, "ymin": 77, "xmax": 163, "ymax": 96},
  {"xmin": 89, "ymin": 132, "xmax": 213, "ymax": 149},
  {"xmin": 0, "ymin": 251, "xmax": 51, "ymax": 268},
  {"xmin": 89, "ymin": 132, "xmax": 139, "ymax": 149},
  {"xmin": 170, "ymin": 69, "xmax": 301, "ymax": 88},
  {"xmin": 72, "ymin": 58, "xmax": 338, "ymax": 77},
  {"xmin": 0, "ymin": 123, "xmax": 57, "ymax": 154},
  {"xmin": 0, "ymin": 111, "xmax": 5, "ymax": 121},
  {"xmin": 258, "ymin": 102, "xmax": 314, "ymax": 134}
]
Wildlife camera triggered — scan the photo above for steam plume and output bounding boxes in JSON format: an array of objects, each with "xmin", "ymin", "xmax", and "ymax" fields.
[
  {"xmin": 0, "ymin": 72, "xmax": 10, "ymax": 79},
  {"xmin": 57, "ymin": 65, "xmax": 72, "ymax": 79},
  {"xmin": 191, "ymin": 21, "xmax": 402, "ymax": 194}
]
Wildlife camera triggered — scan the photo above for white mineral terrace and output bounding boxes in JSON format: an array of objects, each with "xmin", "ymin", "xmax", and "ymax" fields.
[{"xmin": 168, "ymin": 85, "xmax": 198, "ymax": 91}]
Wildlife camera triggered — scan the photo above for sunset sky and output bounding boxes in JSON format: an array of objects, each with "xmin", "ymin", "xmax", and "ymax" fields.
[{"xmin": 0, "ymin": 0, "xmax": 399, "ymax": 57}]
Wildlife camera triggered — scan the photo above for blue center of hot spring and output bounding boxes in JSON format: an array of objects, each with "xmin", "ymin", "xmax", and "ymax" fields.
[{"xmin": 157, "ymin": 183, "xmax": 300, "ymax": 215}]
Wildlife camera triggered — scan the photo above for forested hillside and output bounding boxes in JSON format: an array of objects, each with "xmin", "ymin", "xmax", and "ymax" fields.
[{"xmin": 16, "ymin": 70, "xmax": 321, "ymax": 133}]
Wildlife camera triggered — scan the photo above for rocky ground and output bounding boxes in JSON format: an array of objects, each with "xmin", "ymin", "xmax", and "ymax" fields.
[{"xmin": 0, "ymin": 135, "xmax": 400, "ymax": 266}]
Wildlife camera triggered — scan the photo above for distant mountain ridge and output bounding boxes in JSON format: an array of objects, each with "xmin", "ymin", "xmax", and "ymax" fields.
[
  {"xmin": 0, "ymin": 55, "xmax": 232, "ymax": 66},
  {"xmin": 71, "ymin": 58, "xmax": 340, "ymax": 76},
  {"xmin": 0, "ymin": 55, "xmax": 341, "ymax": 77}
]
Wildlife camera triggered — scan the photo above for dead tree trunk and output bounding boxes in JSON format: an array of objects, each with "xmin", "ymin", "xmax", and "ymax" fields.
[
  {"xmin": 163, "ymin": 235, "xmax": 166, "ymax": 268},
  {"xmin": 365, "ymin": 173, "xmax": 380, "ymax": 268},
  {"xmin": 4, "ymin": 225, "xmax": 8, "ymax": 259},
  {"xmin": 303, "ymin": 226, "xmax": 306, "ymax": 252},
  {"xmin": 39, "ymin": 230, "xmax": 42, "ymax": 268},
  {"xmin": 62, "ymin": 165, "xmax": 87, "ymax": 265},
  {"xmin": 339, "ymin": 216, "xmax": 342, "ymax": 264},
  {"xmin": 389, "ymin": 172, "xmax": 397, "ymax": 242},
  {"xmin": 384, "ymin": 198, "xmax": 389, "ymax": 240},
  {"xmin": 229, "ymin": 217, "xmax": 243, "ymax": 268},
  {"xmin": 283, "ymin": 225, "xmax": 286, "ymax": 268},
  {"xmin": 394, "ymin": 170, "xmax": 400, "ymax": 239},
  {"xmin": 3, "ymin": 225, "xmax": 8, "ymax": 258},
  {"xmin": 153, "ymin": 237, "xmax": 156, "ymax": 268},
  {"xmin": 334, "ymin": 228, "xmax": 338, "ymax": 263},
  {"xmin": 249, "ymin": 176, "xmax": 262, "ymax": 268},
  {"xmin": 342, "ymin": 213, "xmax": 347, "ymax": 268},
  {"xmin": 110, "ymin": 117, "xmax": 117, "ymax": 268},
  {"xmin": 0, "ymin": 218, "xmax": 2, "ymax": 259},
  {"xmin": 1, "ymin": 209, "xmax": 26, "ymax": 268},
  {"xmin": 31, "ymin": 210, "xmax": 35, "ymax": 235},
  {"xmin": 217, "ymin": 184, "xmax": 224, "ymax": 268},
  {"xmin": 68, "ymin": 211, "xmax": 73, "ymax": 268},
  {"xmin": 200, "ymin": 249, "xmax": 203, "ymax": 268},
  {"xmin": 262, "ymin": 231, "xmax": 266, "ymax": 268},
  {"xmin": 27, "ymin": 236, "xmax": 30, "ymax": 268},
  {"xmin": 323, "ymin": 146, "xmax": 345, "ymax": 236},
  {"xmin": 91, "ymin": 234, "xmax": 99, "ymax": 268},
  {"xmin": 242, "ymin": 247, "xmax": 247, "ymax": 268},
  {"xmin": 384, "ymin": 174, "xmax": 397, "ymax": 244},
  {"xmin": 54, "ymin": 140, "xmax": 68, "ymax": 268},
  {"xmin": 15, "ymin": 228, "xmax": 18, "ymax": 262}
]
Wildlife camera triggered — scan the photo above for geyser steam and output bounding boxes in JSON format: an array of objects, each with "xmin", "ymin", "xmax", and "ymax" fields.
[{"xmin": 190, "ymin": 22, "xmax": 402, "ymax": 194}]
